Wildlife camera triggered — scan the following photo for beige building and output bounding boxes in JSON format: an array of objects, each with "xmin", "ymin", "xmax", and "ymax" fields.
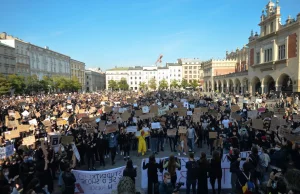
[
  {"xmin": 212, "ymin": 46, "xmax": 250, "ymax": 94},
  {"xmin": 85, "ymin": 68, "xmax": 105, "ymax": 92},
  {"xmin": 70, "ymin": 59, "xmax": 85, "ymax": 90},
  {"xmin": 247, "ymin": 0, "xmax": 300, "ymax": 94},
  {"xmin": 178, "ymin": 58, "xmax": 203, "ymax": 85},
  {"xmin": 203, "ymin": 58, "xmax": 236, "ymax": 92},
  {"xmin": 0, "ymin": 42, "xmax": 16, "ymax": 77}
]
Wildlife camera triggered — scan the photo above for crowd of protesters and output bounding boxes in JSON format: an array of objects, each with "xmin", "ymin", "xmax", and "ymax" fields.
[{"xmin": 0, "ymin": 91, "xmax": 299, "ymax": 194}]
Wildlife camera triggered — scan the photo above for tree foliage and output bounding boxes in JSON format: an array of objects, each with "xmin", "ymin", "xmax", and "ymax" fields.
[
  {"xmin": 189, "ymin": 79, "xmax": 199, "ymax": 89},
  {"xmin": 0, "ymin": 74, "xmax": 11, "ymax": 95},
  {"xmin": 170, "ymin": 79, "xmax": 179, "ymax": 89},
  {"xmin": 108, "ymin": 80, "xmax": 118, "ymax": 90},
  {"xmin": 8, "ymin": 74, "xmax": 25, "ymax": 94},
  {"xmin": 159, "ymin": 79, "xmax": 168, "ymax": 90},
  {"xmin": 148, "ymin": 77, "xmax": 157, "ymax": 90},
  {"xmin": 181, "ymin": 78, "xmax": 189, "ymax": 89},
  {"xmin": 139, "ymin": 82, "xmax": 147, "ymax": 90},
  {"xmin": 118, "ymin": 78, "xmax": 129, "ymax": 90}
]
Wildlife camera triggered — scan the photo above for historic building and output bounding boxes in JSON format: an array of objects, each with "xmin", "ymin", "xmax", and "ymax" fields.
[
  {"xmin": 0, "ymin": 42, "xmax": 16, "ymax": 77},
  {"xmin": 0, "ymin": 32, "xmax": 71, "ymax": 80},
  {"xmin": 178, "ymin": 58, "xmax": 203, "ymax": 86},
  {"xmin": 70, "ymin": 59, "xmax": 85, "ymax": 91},
  {"xmin": 0, "ymin": 33, "xmax": 30, "ymax": 77},
  {"xmin": 247, "ymin": 0, "xmax": 300, "ymax": 94},
  {"xmin": 85, "ymin": 68, "xmax": 106, "ymax": 92}
]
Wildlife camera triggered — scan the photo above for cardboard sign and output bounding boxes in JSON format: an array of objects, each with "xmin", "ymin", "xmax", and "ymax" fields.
[
  {"xmin": 4, "ymin": 129, "xmax": 20, "ymax": 140},
  {"xmin": 139, "ymin": 113, "xmax": 154, "ymax": 120},
  {"xmin": 194, "ymin": 108, "xmax": 201, "ymax": 114},
  {"xmin": 23, "ymin": 136, "xmax": 35, "ymax": 146},
  {"xmin": 121, "ymin": 111, "xmax": 130, "ymax": 121},
  {"xmin": 231, "ymin": 105, "xmax": 240, "ymax": 112},
  {"xmin": 150, "ymin": 105, "xmax": 159, "ymax": 115},
  {"xmin": 126, "ymin": 126, "xmax": 137, "ymax": 133},
  {"xmin": 252, "ymin": 119, "xmax": 264, "ymax": 130},
  {"xmin": 200, "ymin": 107, "xmax": 208, "ymax": 113},
  {"xmin": 127, "ymin": 98, "xmax": 134, "ymax": 103},
  {"xmin": 135, "ymin": 110, "xmax": 142, "ymax": 117},
  {"xmin": 61, "ymin": 136, "xmax": 74, "ymax": 144},
  {"xmin": 18, "ymin": 125, "xmax": 31, "ymax": 132},
  {"xmin": 7, "ymin": 120, "xmax": 18, "ymax": 128},
  {"xmin": 270, "ymin": 117, "xmax": 280, "ymax": 131},
  {"xmin": 167, "ymin": 129, "xmax": 177, "ymax": 136},
  {"xmin": 29, "ymin": 119, "xmax": 38, "ymax": 126},
  {"xmin": 57, "ymin": 120, "xmax": 67, "ymax": 126},
  {"xmin": 103, "ymin": 96, "xmax": 108, "ymax": 101},
  {"xmin": 15, "ymin": 112, "xmax": 21, "ymax": 119},
  {"xmin": 42, "ymin": 120, "xmax": 52, "ymax": 127},
  {"xmin": 35, "ymin": 112, "xmax": 41, "ymax": 118},
  {"xmin": 220, "ymin": 106, "xmax": 226, "ymax": 112},
  {"xmin": 192, "ymin": 114, "xmax": 201, "ymax": 123},
  {"xmin": 178, "ymin": 109, "xmax": 187, "ymax": 117},
  {"xmin": 231, "ymin": 112, "xmax": 242, "ymax": 121},
  {"xmin": 187, "ymin": 111, "xmax": 193, "ymax": 116},
  {"xmin": 99, "ymin": 121, "xmax": 106, "ymax": 131},
  {"xmin": 209, "ymin": 132, "xmax": 218, "ymax": 139},
  {"xmin": 105, "ymin": 124, "xmax": 118, "ymax": 134},
  {"xmin": 178, "ymin": 126, "xmax": 187, "ymax": 134}
]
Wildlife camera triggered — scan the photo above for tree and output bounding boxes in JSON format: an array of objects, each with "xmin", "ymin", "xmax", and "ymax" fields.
[
  {"xmin": 139, "ymin": 82, "xmax": 147, "ymax": 90},
  {"xmin": 148, "ymin": 77, "xmax": 157, "ymax": 90},
  {"xmin": 52, "ymin": 76, "xmax": 68, "ymax": 91},
  {"xmin": 159, "ymin": 79, "xmax": 168, "ymax": 90},
  {"xmin": 181, "ymin": 78, "xmax": 189, "ymax": 89},
  {"xmin": 108, "ymin": 80, "xmax": 118, "ymax": 90},
  {"xmin": 118, "ymin": 78, "xmax": 129, "ymax": 90},
  {"xmin": 7, "ymin": 74, "xmax": 25, "ymax": 94},
  {"xmin": 189, "ymin": 79, "xmax": 199, "ymax": 90},
  {"xmin": 25, "ymin": 75, "xmax": 41, "ymax": 94},
  {"xmin": 0, "ymin": 74, "xmax": 11, "ymax": 95},
  {"xmin": 170, "ymin": 79, "xmax": 179, "ymax": 89},
  {"xmin": 69, "ymin": 76, "xmax": 82, "ymax": 92}
]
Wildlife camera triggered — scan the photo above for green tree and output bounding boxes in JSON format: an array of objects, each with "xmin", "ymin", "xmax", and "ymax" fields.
[
  {"xmin": 69, "ymin": 76, "xmax": 82, "ymax": 92},
  {"xmin": 118, "ymin": 78, "xmax": 129, "ymax": 90},
  {"xmin": 189, "ymin": 79, "xmax": 199, "ymax": 89},
  {"xmin": 0, "ymin": 74, "xmax": 11, "ymax": 95},
  {"xmin": 181, "ymin": 78, "xmax": 189, "ymax": 89},
  {"xmin": 108, "ymin": 80, "xmax": 118, "ymax": 90},
  {"xmin": 7, "ymin": 74, "xmax": 25, "ymax": 94},
  {"xmin": 52, "ymin": 76, "xmax": 68, "ymax": 91},
  {"xmin": 139, "ymin": 82, "xmax": 147, "ymax": 90},
  {"xmin": 159, "ymin": 79, "xmax": 168, "ymax": 90},
  {"xmin": 25, "ymin": 75, "xmax": 41, "ymax": 94},
  {"xmin": 170, "ymin": 79, "xmax": 179, "ymax": 89},
  {"xmin": 148, "ymin": 77, "xmax": 157, "ymax": 90}
]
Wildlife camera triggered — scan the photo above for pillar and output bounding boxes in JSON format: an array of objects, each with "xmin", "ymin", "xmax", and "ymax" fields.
[
  {"xmin": 276, "ymin": 85, "xmax": 282, "ymax": 91},
  {"xmin": 249, "ymin": 84, "xmax": 253, "ymax": 95},
  {"xmin": 241, "ymin": 85, "xmax": 244, "ymax": 94},
  {"xmin": 261, "ymin": 85, "xmax": 265, "ymax": 94}
]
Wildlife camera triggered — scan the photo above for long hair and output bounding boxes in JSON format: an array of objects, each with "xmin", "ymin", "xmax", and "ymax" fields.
[
  {"xmin": 212, "ymin": 150, "xmax": 221, "ymax": 163},
  {"xmin": 167, "ymin": 155, "xmax": 176, "ymax": 175},
  {"xmin": 149, "ymin": 154, "xmax": 156, "ymax": 164},
  {"xmin": 200, "ymin": 152, "xmax": 207, "ymax": 162},
  {"xmin": 126, "ymin": 159, "xmax": 133, "ymax": 169}
]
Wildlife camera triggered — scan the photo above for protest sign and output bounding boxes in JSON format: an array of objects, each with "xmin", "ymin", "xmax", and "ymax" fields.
[
  {"xmin": 248, "ymin": 110, "xmax": 258, "ymax": 119},
  {"xmin": 105, "ymin": 124, "xmax": 118, "ymax": 134},
  {"xmin": 270, "ymin": 117, "xmax": 280, "ymax": 131},
  {"xmin": 72, "ymin": 167, "xmax": 125, "ymax": 194},
  {"xmin": 61, "ymin": 136, "xmax": 74, "ymax": 145},
  {"xmin": 141, "ymin": 151, "xmax": 253, "ymax": 190},
  {"xmin": 29, "ymin": 119, "xmax": 38, "ymax": 126},
  {"xmin": 0, "ymin": 144, "xmax": 14, "ymax": 159},
  {"xmin": 135, "ymin": 110, "xmax": 142, "ymax": 117},
  {"xmin": 57, "ymin": 120, "xmax": 67, "ymax": 126},
  {"xmin": 42, "ymin": 120, "xmax": 52, "ymax": 127},
  {"xmin": 151, "ymin": 122, "xmax": 161, "ymax": 129},
  {"xmin": 142, "ymin": 106, "xmax": 149, "ymax": 113},
  {"xmin": 121, "ymin": 111, "xmax": 130, "ymax": 121},
  {"xmin": 4, "ymin": 130, "xmax": 20, "ymax": 140},
  {"xmin": 252, "ymin": 119, "xmax": 264, "ymax": 130},
  {"xmin": 167, "ymin": 129, "xmax": 177, "ymax": 136},
  {"xmin": 209, "ymin": 132, "xmax": 218, "ymax": 139},
  {"xmin": 18, "ymin": 125, "xmax": 31, "ymax": 132},
  {"xmin": 48, "ymin": 133, "xmax": 61, "ymax": 147},
  {"xmin": 126, "ymin": 126, "xmax": 137, "ymax": 133},
  {"xmin": 23, "ymin": 136, "xmax": 35, "ymax": 146},
  {"xmin": 200, "ymin": 107, "xmax": 208, "ymax": 112},
  {"xmin": 187, "ymin": 111, "xmax": 192, "ymax": 116},
  {"xmin": 231, "ymin": 105, "xmax": 240, "ymax": 112},
  {"xmin": 178, "ymin": 126, "xmax": 187, "ymax": 134}
]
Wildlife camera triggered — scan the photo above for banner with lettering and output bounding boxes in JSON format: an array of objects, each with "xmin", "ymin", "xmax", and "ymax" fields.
[
  {"xmin": 72, "ymin": 166, "xmax": 125, "ymax": 194},
  {"xmin": 0, "ymin": 144, "xmax": 14, "ymax": 159},
  {"xmin": 141, "ymin": 151, "xmax": 252, "ymax": 189}
]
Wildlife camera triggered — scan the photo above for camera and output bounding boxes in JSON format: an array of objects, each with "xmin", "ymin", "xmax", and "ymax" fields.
[{"xmin": 173, "ymin": 182, "xmax": 184, "ymax": 192}]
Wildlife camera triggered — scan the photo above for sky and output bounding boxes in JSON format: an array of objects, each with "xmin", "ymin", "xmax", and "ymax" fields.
[{"xmin": 1, "ymin": 0, "xmax": 299, "ymax": 70}]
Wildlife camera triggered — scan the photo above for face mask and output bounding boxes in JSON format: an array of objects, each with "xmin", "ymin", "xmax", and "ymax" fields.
[
  {"xmin": 4, "ymin": 172, "xmax": 9, "ymax": 176},
  {"xmin": 100, "ymin": 136, "xmax": 103, "ymax": 139},
  {"xmin": 94, "ymin": 129, "xmax": 98, "ymax": 133},
  {"xmin": 166, "ymin": 179, "xmax": 171, "ymax": 184},
  {"xmin": 28, "ymin": 157, "xmax": 33, "ymax": 161},
  {"xmin": 211, "ymin": 128, "xmax": 215, "ymax": 131},
  {"xmin": 271, "ymin": 181, "xmax": 277, "ymax": 189},
  {"xmin": 111, "ymin": 135, "xmax": 114, "ymax": 138},
  {"xmin": 274, "ymin": 147, "xmax": 280, "ymax": 151}
]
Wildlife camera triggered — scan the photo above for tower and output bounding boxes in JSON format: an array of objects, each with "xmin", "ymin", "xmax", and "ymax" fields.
[{"xmin": 259, "ymin": 0, "xmax": 281, "ymax": 37}]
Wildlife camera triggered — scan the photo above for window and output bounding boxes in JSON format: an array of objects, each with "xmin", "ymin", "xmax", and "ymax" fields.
[
  {"xmin": 270, "ymin": 22, "xmax": 274, "ymax": 33},
  {"xmin": 189, "ymin": 66, "xmax": 192, "ymax": 69},
  {"xmin": 193, "ymin": 66, "xmax": 197, "ymax": 69},
  {"xmin": 193, "ymin": 75, "xmax": 197, "ymax": 78},
  {"xmin": 256, "ymin": 52, "xmax": 260, "ymax": 64},
  {"xmin": 184, "ymin": 75, "xmax": 188, "ymax": 78},
  {"xmin": 139, "ymin": 77, "xmax": 141, "ymax": 79},
  {"xmin": 184, "ymin": 71, "xmax": 188, "ymax": 74},
  {"xmin": 135, "ymin": 77, "xmax": 137, "ymax": 79},
  {"xmin": 189, "ymin": 71, "xmax": 192, "ymax": 74},
  {"xmin": 264, "ymin": 25, "xmax": 267, "ymax": 35},
  {"xmin": 193, "ymin": 70, "xmax": 197, "ymax": 74},
  {"xmin": 130, "ymin": 77, "xmax": 132, "ymax": 79},
  {"xmin": 184, "ymin": 67, "xmax": 188, "ymax": 69},
  {"xmin": 264, "ymin": 48, "xmax": 273, "ymax": 62},
  {"xmin": 189, "ymin": 75, "xmax": 192, "ymax": 78},
  {"xmin": 131, "ymin": 82, "xmax": 133, "ymax": 84},
  {"xmin": 278, "ymin": 45, "xmax": 286, "ymax": 60}
]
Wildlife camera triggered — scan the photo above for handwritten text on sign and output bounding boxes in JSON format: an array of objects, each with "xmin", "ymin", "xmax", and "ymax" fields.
[
  {"xmin": 141, "ymin": 151, "xmax": 252, "ymax": 189},
  {"xmin": 72, "ymin": 166, "xmax": 124, "ymax": 194}
]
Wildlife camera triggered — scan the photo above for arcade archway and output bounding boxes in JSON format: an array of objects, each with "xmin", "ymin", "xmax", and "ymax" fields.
[
  {"xmin": 277, "ymin": 73, "xmax": 293, "ymax": 92},
  {"xmin": 251, "ymin": 76, "xmax": 261, "ymax": 94},
  {"xmin": 263, "ymin": 75, "xmax": 275, "ymax": 94}
]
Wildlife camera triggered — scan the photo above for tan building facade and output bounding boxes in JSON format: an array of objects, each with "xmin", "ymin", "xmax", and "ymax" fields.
[
  {"xmin": 178, "ymin": 58, "xmax": 203, "ymax": 86},
  {"xmin": 247, "ymin": 1, "xmax": 300, "ymax": 94},
  {"xmin": 0, "ymin": 42, "xmax": 16, "ymax": 77},
  {"xmin": 70, "ymin": 59, "xmax": 85, "ymax": 90}
]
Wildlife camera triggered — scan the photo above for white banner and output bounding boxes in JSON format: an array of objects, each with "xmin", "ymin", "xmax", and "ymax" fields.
[
  {"xmin": 0, "ymin": 144, "xmax": 14, "ymax": 159},
  {"xmin": 141, "ymin": 151, "xmax": 252, "ymax": 189},
  {"xmin": 72, "ymin": 166, "xmax": 125, "ymax": 194}
]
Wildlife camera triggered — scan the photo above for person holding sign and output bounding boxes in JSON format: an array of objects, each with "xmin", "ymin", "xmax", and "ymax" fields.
[{"xmin": 187, "ymin": 125, "xmax": 197, "ymax": 152}]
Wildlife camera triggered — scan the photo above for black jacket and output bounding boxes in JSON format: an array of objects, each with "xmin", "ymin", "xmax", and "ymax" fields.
[{"xmin": 123, "ymin": 168, "xmax": 137, "ymax": 183}]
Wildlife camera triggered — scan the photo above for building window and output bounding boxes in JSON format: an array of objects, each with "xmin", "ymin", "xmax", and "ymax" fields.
[
  {"xmin": 189, "ymin": 75, "xmax": 192, "ymax": 78},
  {"xmin": 184, "ymin": 71, "xmax": 187, "ymax": 74},
  {"xmin": 278, "ymin": 45, "xmax": 286, "ymax": 60},
  {"xmin": 193, "ymin": 75, "xmax": 196, "ymax": 78},
  {"xmin": 139, "ymin": 77, "xmax": 141, "ymax": 79},
  {"xmin": 189, "ymin": 71, "xmax": 192, "ymax": 74},
  {"xmin": 184, "ymin": 67, "xmax": 188, "ymax": 69},
  {"xmin": 184, "ymin": 75, "xmax": 188, "ymax": 78},
  {"xmin": 193, "ymin": 66, "xmax": 197, "ymax": 69},
  {"xmin": 264, "ymin": 25, "xmax": 267, "ymax": 35},
  {"xmin": 264, "ymin": 48, "xmax": 273, "ymax": 62},
  {"xmin": 193, "ymin": 70, "xmax": 197, "ymax": 74},
  {"xmin": 256, "ymin": 52, "xmax": 260, "ymax": 64},
  {"xmin": 130, "ymin": 77, "xmax": 132, "ymax": 79},
  {"xmin": 189, "ymin": 66, "xmax": 192, "ymax": 69},
  {"xmin": 270, "ymin": 22, "xmax": 274, "ymax": 33}
]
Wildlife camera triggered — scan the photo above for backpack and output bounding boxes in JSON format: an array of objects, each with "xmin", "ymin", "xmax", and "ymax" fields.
[{"xmin": 239, "ymin": 172, "xmax": 255, "ymax": 194}]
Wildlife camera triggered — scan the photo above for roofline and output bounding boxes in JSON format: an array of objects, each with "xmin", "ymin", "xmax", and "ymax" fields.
[
  {"xmin": 29, "ymin": 43, "xmax": 70, "ymax": 58},
  {"xmin": 0, "ymin": 42, "xmax": 15, "ymax": 49},
  {"xmin": 70, "ymin": 58, "xmax": 85, "ymax": 65}
]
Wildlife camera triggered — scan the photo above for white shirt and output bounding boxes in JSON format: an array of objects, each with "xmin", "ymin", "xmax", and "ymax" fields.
[
  {"xmin": 187, "ymin": 128, "xmax": 195, "ymax": 139},
  {"xmin": 222, "ymin": 119, "xmax": 230, "ymax": 128}
]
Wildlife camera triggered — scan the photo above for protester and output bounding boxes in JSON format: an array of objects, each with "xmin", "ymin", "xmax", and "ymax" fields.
[
  {"xmin": 197, "ymin": 152, "xmax": 209, "ymax": 194},
  {"xmin": 185, "ymin": 152, "xmax": 198, "ymax": 194},
  {"xmin": 143, "ymin": 155, "xmax": 161, "ymax": 194},
  {"xmin": 209, "ymin": 150, "xmax": 223, "ymax": 194},
  {"xmin": 123, "ymin": 159, "xmax": 137, "ymax": 184},
  {"xmin": 163, "ymin": 155, "xmax": 181, "ymax": 188}
]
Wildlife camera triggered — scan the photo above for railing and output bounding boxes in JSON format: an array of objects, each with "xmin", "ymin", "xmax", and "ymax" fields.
[{"xmin": 214, "ymin": 70, "xmax": 248, "ymax": 79}]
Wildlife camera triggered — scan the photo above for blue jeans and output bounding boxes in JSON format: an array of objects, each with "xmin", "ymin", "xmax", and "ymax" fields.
[
  {"xmin": 157, "ymin": 137, "xmax": 164, "ymax": 151},
  {"xmin": 186, "ymin": 179, "xmax": 196, "ymax": 194},
  {"xmin": 151, "ymin": 137, "xmax": 158, "ymax": 152},
  {"xmin": 188, "ymin": 138, "xmax": 194, "ymax": 151}
]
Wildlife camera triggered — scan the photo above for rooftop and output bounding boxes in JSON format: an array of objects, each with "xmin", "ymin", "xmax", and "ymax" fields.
[
  {"xmin": 106, "ymin": 67, "xmax": 129, "ymax": 71},
  {"xmin": 0, "ymin": 42, "xmax": 14, "ymax": 49}
]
